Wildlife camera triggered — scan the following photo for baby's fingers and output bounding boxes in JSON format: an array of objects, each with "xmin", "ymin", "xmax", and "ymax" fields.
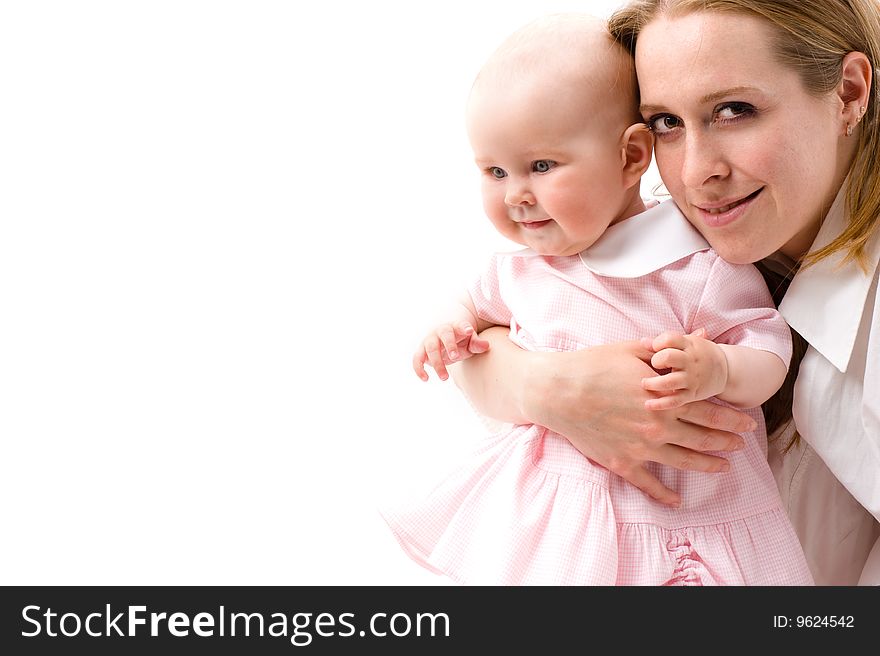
[
  {"xmin": 651, "ymin": 331, "xmax": 688, "ymax": 352},
  {"xmin": 467, "ymin": 335, "xmax": 490, "ymax": 354},
  {"xmin": 438, "ymin": 325, "xmax": 461, "ymax": 362},
  {"xmin": 466, "ymin": 328, "xmax": 490, "ymax": 354},
  {"xmin": 453, "ymin": 321, "xmax": 491, "ymax": 356},
  {"xmin": 650, "ymin": 348, "xmax": 688, "ymax": 371},
  {"xmin": 412, "ymin": 349, "xmax": 430, "ymax": 381},
  {"xmin": 424, "ymin": 337, "xmax": 450, "ymax": 381},
  {"xmin": 453, "ymin": 321, "xmax": 475, "ymax": 336}
]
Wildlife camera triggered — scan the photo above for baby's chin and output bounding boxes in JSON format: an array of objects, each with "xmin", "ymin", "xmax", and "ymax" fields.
[
  {"xmin": 528, "ymin": 246, "xmax": 589, "ymax": 257},
  {"xmin": 534, "ymin": 240, "xmax": 596, "ymax": 257},
  {"xmin": 512, "ymin": 228, "xmax": 597, "ymax": 256}
]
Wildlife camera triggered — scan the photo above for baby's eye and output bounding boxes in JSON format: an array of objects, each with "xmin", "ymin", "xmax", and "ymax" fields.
[
  {"xmin": 532, "ymin": 160, "xmax": 556, "ymax": 173},
  {"xmin": 489, "ymin": 166, "xmax": 507, "ymax": 179},
  {"xmin": 647, "ymin": 114, "xmax": 682, "ymax": 135}
]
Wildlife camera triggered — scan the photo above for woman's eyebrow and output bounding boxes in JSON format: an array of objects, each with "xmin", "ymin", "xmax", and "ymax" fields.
[
  {"xmin": 639, "ymin": 85, "xmax": 761, "ymax": 114},
  {"xmin": 699, "ymin": 85, "xmax": 760, "ymax": 103},
  {"xmin": 639, "ymin": 102, "xmax": 665, "ymax": 115}
]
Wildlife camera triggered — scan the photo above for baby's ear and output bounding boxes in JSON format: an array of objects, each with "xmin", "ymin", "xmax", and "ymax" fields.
[{"xmin": 620, "ymin": 123, "xmax": 653, "ymax": 188}]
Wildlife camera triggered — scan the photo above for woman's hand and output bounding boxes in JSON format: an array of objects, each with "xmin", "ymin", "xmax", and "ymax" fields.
[{"xmin": 453, "ymin": 328, "xmax": 755, "ymax": 506}]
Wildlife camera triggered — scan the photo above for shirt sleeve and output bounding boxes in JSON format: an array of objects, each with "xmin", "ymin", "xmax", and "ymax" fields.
[
  {"xmin": 466, "ymin": 253, "xmax": 513, "ymax": 327},
  {"xmin": 691, "ymin": 253, "xmax": 793, "ymax": 369}
]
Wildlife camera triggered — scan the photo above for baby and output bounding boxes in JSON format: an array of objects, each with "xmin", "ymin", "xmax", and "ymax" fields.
[{"xmin": 387, "ymin": 14, "xmax": 812, "ymax": 585}]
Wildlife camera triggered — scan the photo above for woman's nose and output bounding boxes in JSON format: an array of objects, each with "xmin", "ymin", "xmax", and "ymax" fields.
[{"xmin": 680, "ymin": 131, "xmax": 731, "ymax": 189}]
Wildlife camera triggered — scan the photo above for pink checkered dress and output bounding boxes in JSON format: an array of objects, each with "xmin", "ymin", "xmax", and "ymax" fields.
[{"xmin": 384, "ymin": 203, "xmax": 813, "ymax": 585}]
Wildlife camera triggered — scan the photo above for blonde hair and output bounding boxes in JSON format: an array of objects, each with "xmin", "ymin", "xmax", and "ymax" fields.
[{"xmin": 609, "ymin": 0, "xmax": 880, "ymax": 270}]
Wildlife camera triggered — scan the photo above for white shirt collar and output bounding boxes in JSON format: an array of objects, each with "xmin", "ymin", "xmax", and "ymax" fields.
[
  {"xmin": 577, "ymin": 200, "xmax": 709, "ymax": 278},
  {"xmin": 779, "ymin": 185, "xmax": 880, "ymax": 373}
]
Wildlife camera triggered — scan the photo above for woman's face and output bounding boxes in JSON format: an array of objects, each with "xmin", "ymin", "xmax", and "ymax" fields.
[{"xmin": 636, "ymin": 11, "xmax": 849, "ymax": 263}]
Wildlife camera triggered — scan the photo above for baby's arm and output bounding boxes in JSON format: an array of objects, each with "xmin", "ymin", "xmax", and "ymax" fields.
[
  {"xmin": 641, "ymin": 330, "xmax": 787, "ymax": 410},
  {"xmin": 412, "ymin": 294, "xmax": 493, "ymax": 382}
]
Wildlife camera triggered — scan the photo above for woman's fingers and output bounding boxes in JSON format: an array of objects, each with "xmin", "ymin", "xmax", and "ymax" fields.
[
  {"xmin": 506, "ymin": 342, "xmax": 752, "ymax": 508},
  {"xmin": 642, "ymin": 371, "xmax": 688, "ymax": 392},
  {"xmin": 644, "ymin": 393, "xmax": 687, "ymax": 411},
  {"xmin": 612, "ymin": 464, "xmax": 681, "ymax": 507},
  {"xmin": 666, "ymin": 409, "xmax": 748, "ymax": 455},
  {"xmin": 654, "ymin": 442, "xmax": 732, "ymax": 473},
  {"xmin": 677, "ymin": 399, "xmax": 757, "ymax": 435}
]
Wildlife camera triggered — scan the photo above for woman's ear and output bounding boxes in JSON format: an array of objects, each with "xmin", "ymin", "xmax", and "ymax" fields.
[
  {"xmin": 837, "ymin": 51, "xmax": 872, "ymax": 136},
  {"xmin": 620, "ymin": 123, "xmax": 654, "ymax": 188}
]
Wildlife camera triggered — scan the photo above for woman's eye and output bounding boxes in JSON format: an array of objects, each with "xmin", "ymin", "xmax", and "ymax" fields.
[
  {"xmin": 489, "ymin": 166, "xmax": 507, "ymax": 179},
  {"xmin": 715, "ymin": 102, "xmax": 755, "ymax": 122},
  {"xmin": 532, "ymin": 159, "xmax": 556, "ymax": 173},
  {"xmin": 648, "ymin": 114, "xmax": 682, "ymax": 134}
]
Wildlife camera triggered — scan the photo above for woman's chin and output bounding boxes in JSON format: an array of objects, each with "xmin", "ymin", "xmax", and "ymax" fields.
[{"xmin": 703, "ymin": 238, "xmax": 774, "ymax": 265}]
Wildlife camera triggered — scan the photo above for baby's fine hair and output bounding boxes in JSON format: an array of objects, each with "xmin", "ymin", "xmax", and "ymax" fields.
[{"xmin": 474, "ymin": 13, "xmax": 641, "ymax": 125}]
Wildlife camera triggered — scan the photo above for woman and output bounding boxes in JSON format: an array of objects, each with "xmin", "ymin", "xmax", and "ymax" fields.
[{"xmin": 453, "ymin": 0, "xmax": 880, "ymax": 585}]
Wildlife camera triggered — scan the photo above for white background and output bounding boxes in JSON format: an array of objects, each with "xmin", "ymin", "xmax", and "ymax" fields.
[{"xmin": 0, "ymin": 1, "xmax": 662, "ymax": 584}]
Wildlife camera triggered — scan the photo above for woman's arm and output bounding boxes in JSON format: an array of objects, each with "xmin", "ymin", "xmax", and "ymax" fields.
[
  {"xmin": 452, "ymin": 326, "xmax": 755, "ymax": 506},
  {"xmin": 449, "ymin": 327, "xmax": 534, "ymax": 424}
]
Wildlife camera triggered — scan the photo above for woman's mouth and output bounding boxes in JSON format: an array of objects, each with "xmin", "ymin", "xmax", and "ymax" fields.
[{"xmin": 695, "ymin": 188, "xmax": 763, "ymax": 228}]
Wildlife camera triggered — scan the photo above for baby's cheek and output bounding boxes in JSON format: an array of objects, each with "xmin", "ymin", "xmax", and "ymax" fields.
[
  {"xmin": 548, "ymin": 174, "xmax": 593, "ymax": 214},
  {"xmin": 481, "ymin": 192, "xmax": 507, "ymax": 223}
]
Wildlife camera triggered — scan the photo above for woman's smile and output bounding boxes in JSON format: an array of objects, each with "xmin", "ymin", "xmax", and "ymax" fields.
[{"xmin": 692, "ymin": 188, "xmax": 764, "ymax": 228}]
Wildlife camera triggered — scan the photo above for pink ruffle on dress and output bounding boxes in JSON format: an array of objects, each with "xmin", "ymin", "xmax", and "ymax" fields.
[{"xmin": 384, "ymin": 203, "xmax": 814, "ymax": 585}]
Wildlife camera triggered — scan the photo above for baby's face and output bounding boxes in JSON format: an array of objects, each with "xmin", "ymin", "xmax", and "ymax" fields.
[{"xmin": 466, "ymin": 76, "xmax": 634, "ymax": 256}]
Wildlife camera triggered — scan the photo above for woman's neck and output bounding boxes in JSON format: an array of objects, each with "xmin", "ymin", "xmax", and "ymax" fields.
[{"xmin": 778, "ymin": 219, "xmax": 822, "ymax": 261}]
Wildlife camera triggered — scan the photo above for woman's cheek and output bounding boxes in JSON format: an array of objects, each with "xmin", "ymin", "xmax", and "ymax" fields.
[
  {"xmin": 653, "ymin": 145, "xmax": 685, "ymax": 193},
  {"xmin": 729, "ymin": 131, "xmax": 779, "ymax": 179}
]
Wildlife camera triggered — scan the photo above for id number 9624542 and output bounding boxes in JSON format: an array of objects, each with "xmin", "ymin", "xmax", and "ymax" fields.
[{"xmin": 772, "ymin": 616, "xmax": 854, "ymax": 628}]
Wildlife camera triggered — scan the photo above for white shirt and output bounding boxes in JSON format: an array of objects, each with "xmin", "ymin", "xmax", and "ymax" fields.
[
  {"xmin": 779, "ymin": 186, "xmax": 880, "ymax": 523},
  {"xmin": 577, "ymin": 199, "xmax": 710, "ymax": 277}
]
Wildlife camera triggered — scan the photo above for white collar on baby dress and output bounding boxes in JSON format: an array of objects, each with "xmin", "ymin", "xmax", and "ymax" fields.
[
  {"xmin": 577, "ymin": 199, "xmax": 710, "ymax": 278},
  {"xmin": 779, "ymin": 184, "xmax": 880, "ymax": 373}
]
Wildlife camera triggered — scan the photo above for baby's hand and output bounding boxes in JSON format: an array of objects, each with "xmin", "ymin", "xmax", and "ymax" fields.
[
  {"xmin": 639, "ymin": 329, "xmax": 728, "ymax": 410},
  {"xmin": 412, "ymin": 321, "xmax": 490, "ymax": 382}
]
